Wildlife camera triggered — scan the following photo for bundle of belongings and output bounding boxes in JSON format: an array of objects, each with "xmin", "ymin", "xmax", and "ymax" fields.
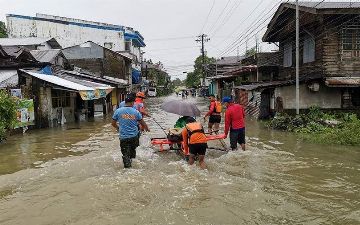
[{"xmin": 167, "ymin": 128, "xmax": 183, "ymax": 142}]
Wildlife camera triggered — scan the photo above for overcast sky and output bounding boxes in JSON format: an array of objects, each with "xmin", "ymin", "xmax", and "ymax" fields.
[{"xmin": 0, "ymin": 0, "xmax": 344, "ymax": 80}]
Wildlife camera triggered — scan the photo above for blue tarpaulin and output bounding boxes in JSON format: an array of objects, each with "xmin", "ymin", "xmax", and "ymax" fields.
[
  {"xmin": 132, "ymin": 68, "xmax": 141, "ymax": 84},
  {"xmin": 40, "ymin": 66, "xmax": 53, "ymax": 75}
]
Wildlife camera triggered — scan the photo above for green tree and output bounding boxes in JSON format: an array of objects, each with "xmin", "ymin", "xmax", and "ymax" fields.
[
  {"xmin": 172, "ymin": 78, "xmax": 183, "ymax": 87},
  {"xmin": 185, "ymin": 55, "xmax": 216, "ymax": 88},
  {"xmin": 245, "ymin": 47, "xmax": 256, "ymax": 57},
  {"xmin": 0, "ymin": 90, "xmax": 17, "ymax": 142},
  {"xmin": 0, "ymin": 21, "xmax": 7, "ymax": 38}
]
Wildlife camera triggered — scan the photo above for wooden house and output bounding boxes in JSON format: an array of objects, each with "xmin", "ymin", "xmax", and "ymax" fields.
[
  {"xmin": 243, "ymin": 2, "xmax": 360, "ymax": 117},
  {"xmin": 265, "ymin": 2, "xmax": 360, "ymax": 110}
]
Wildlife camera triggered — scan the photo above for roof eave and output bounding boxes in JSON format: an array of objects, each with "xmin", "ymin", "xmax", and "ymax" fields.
[{"xmin": 262, "ymin": 3, "xmax": 317, "ymax": 42}]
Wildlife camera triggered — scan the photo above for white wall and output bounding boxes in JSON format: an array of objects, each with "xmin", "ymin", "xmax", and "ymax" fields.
[
  {"xmin": 275, "ymin": 83, "xmax": 342, "ymax": 109},
  {"xmin": 7, "ymin": 16, "xmax": 125, "ymax": 51}
]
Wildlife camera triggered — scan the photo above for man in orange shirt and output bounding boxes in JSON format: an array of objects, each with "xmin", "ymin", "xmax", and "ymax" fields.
[
  {"xmin": 182, "ymin": 117, "xmax": 208, "ymax": 169},
  {"xmin": 134, "ymin": 92, "xmax": 150, "ymax": 117}
]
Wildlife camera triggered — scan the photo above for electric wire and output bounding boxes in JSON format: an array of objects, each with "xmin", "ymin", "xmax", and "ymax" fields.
[
  {"xmin": 200, "ymin": 0, "xmax": 217, "ymax": 34},
  {"xmin": 206, "ymin": 0, "xmax": 232, "ymax": 35}
]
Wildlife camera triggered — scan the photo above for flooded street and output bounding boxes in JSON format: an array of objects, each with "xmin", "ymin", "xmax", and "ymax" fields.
[{"xmin": 0, "ymin": 96, "xmax": 359, "ymax": 225}]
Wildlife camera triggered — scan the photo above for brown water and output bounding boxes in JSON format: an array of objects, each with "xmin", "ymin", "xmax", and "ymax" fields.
[{"xmin": 0, "ymin": 95, "xmax": 359, "ymax": 225}]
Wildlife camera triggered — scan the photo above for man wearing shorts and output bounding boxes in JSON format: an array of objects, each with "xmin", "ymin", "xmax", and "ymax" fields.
[
  {"xmin": 223, "ymin": 96, "xmax": 246, "ymax": 151},
  {"xmin": 182, "ymin": 117, "xmax": 208, "ymax": 169},
  {"xmin": 112, "ymin": 95, "xmax": 150, "ymax": 168},
  {"xmin": 204, "ymin": 95, "xmax": 222, "ymax": 134}
]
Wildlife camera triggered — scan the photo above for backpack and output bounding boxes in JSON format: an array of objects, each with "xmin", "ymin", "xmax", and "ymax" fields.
[
  {"xmin": 214, "ymin": 101, "xmax": 222, "ymax": 113},
  {"xmin": 185, "ymin": 122, "xmax": 205, "ymax": 141}
]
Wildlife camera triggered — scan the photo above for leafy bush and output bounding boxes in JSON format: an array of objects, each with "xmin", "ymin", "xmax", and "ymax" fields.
[
  {"xmin": 0, "ymin": 90, "xmax": 17, "ymax": 142},
  {"xmin": 268, "ymin": 106, "xmax": 360, "ymax": 146}
]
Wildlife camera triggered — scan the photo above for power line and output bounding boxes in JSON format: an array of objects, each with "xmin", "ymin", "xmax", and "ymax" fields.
[
  {"xmin": 213, "ymin": 0, "xmax": 270, "ymax": 48},
  {"xmin": 200, "ymin": 0, "xmax": 216, "ymax": 34},
  {"xmin": 209, "ymin": 0, "xmax": 244, "ymax": 38},
  {"xmin": 219, "ymin": 0, "xmax": 289, "ymax": 57},
  {"xmin": 226, "ymin": 0, "xmax": 358, "ymax": 73},
  {"xmin": 206, "ymin": 0, "xmax": 232, "ymax": 34},
  {"xmin": 146, "ymin": 36, "xmax": 196, "ymax": 42},
  {"xmin": 146, "ymin": 46, "xmax": 198, "ymax": 52},
  {"xmin": 220, "ymin": 0, "xmax": 330, "ymax": 57}
]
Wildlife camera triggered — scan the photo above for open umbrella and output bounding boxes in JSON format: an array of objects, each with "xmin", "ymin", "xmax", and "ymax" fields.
[{"xmin": 161, "ymin": 100, "xmax": 201, "ymax": 117}]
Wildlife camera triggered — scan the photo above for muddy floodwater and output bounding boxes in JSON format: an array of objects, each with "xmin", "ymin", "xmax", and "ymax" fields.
[{"xmin": 0, "ymin": 95, "xmax": 359, "ymax": 225}]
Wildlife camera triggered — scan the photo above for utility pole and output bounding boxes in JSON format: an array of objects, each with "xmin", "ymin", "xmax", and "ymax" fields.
[
  {"xmin": 296, "ymin": 0, "xmax": 300, "ymax": 115},
  {"xmin": 196, "ymin": 34, "xmax": 210, "ymax": 86}
]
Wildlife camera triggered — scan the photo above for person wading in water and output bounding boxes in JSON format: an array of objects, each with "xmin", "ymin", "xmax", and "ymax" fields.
[
  {"xmin": 112, "ymin": 95, "xmax": 150, "ymax": 168},
  {"xmin": 204, "ymin": 94, "xmax": 222, "ymax": 134},
  {"xmin": 223, "ymin": 96, "xmax": 246, "ymax": 151},
  {"xmin": 182, "ymin": 117, "xmax": 208, "ymax": 169}
]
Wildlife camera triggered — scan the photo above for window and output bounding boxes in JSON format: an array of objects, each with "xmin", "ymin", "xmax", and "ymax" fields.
[
  {"xmin": 125, "ymin": 41, "xmax": 131, "ymax": 51},
  {"xmin": 283, "ymin": 43, "xmax": 292, "ymax": 67},
  {"xmin": 52, "ymin": 90, "xmax": 71, "ymax": 108},
  {"xmin": 342, "ymin": 28, "xmax": 360, "ymax": 58},
  {"xmin": 351, "ymin": 89, "xmax": 360, "ymax": 106},
  {"xmin": 303, "ymin": 35, "xmax": 315, "ymax": 63},
  {"xmin": 104, "ymin": 42, "xmax": 113, "ymax": 49}
]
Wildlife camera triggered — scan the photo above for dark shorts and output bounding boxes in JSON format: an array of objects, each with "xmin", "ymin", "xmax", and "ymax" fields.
[
  {"xmin": 209, "ymin": 115, "xmax": 221, "ymax": 124},
  {"xmin": 230, "ymin": 128, "xmax": 245, "ymax": 149},
  {"xmin": 120, "ymin": 136, "xmax": 140, "ymax": 168},
  {"xmin": 189, "ymin": 143, "xmax": 207, "ymax": 156}
]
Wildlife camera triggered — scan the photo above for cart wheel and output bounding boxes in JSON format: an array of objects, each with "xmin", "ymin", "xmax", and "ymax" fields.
[{"xmin": 184, "ymin": 155, "xmax": 189, "ymax": 162}]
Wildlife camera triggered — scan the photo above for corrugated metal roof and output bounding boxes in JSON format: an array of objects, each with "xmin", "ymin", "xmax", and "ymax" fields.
[
  {"xmin": 30, "ymin": 49, "xmax": 61, "ymax": 62},
  {"xmin": 263, "ymin": 2, "xmax": 360, "ymax": 42},
  {"xmin": 216, "ymin": 56, "xmax": 243, "ymax": 65},
  {"xmin": 20, "ymin": 70, "xmax": 94, "ymax": 91},
  {"xmin": 103, "ymin": 76, "xmax": 128, "ymax": 85},
  {"xmin": 325, "ymin": 77, "xmax": 360, "ymax": 87},
  {"xmin": 0, "ymin": 37, "xmax": 55, "ymax": 46},
  {"xmin": 294, "ymin": 2, "xmax": 360, "ymax": 9},
  {"xmin": 234, "ymin": 81, "xmax": 293, "ymax": 91},
  {"xmin": 224, "ymin": 65, "xmax": 257, "ymax": 75},
  {"xmin": 0, "ymin": 70, "xmax": 18, "ymax": 88},
  {"xmin": 116, "ymin": 51, "xmax": 133, "ymax": 61},
  {"xmin": 57, "ymin": 73, "xmax": 113, "ymax": 89},
  {"xmin": 1, "ymin": 46, "xmax": 37, "ymax": 61},
  {"xmin": 61, "ymin": 69, "xmax": 126, "ymax": 86}
]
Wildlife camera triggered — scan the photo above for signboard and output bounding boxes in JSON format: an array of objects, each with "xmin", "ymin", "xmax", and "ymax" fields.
[
  {"xmin": 10, "ymin": 89, "xmax": 22, "ymax": 99},
  {"xmin": 15, "ymin": 99, "xmax": 35, "ymax": 128},
  {"xmin": 79, "ymin": 89, "xmax": 112, "ymax": 100}
]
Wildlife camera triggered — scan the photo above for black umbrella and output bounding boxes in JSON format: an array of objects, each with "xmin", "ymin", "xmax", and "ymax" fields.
[{"xmin": 161, "ymin": 100, "xmax": 201, "ymax": 117}]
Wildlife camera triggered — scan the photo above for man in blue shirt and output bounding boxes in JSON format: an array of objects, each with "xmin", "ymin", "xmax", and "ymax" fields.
[
  {"xmin": 119, "ymin": 92, "xmax": 150, "ymax": 117},
  {"xmin": 112, "ymin": 95, "xmax": 150, "ymax": 168}
]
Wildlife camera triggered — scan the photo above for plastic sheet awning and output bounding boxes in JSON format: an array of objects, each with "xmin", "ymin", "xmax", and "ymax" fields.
[
  {"xmin": 132, "ymin": 68, "xmax": 141, "ymax": 84},
  {"xmin": 20, "ymin": 70, "xmax": 113, "ymax": 100}
]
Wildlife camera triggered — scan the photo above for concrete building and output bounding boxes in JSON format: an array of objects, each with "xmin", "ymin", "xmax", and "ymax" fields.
[
  {"xmin": 62, "ymin": 41, "xmax": 131, "ymax": 81},
  {"xmin": 62, "ymin": 41, "xmax": 131, "ymax": 105},
  {"xmin": 6, "ymin": 13, "xmax": 145, "ymax": 84}
]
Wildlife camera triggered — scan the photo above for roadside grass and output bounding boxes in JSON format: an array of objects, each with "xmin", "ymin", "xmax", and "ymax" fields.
[{"xmin": 267, "ymin": 107, "xmax": 360, "ymax": 146}]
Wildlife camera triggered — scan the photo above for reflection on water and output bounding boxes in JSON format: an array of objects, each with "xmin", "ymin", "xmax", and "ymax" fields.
[
  {"xmin": 0, "ymin": 117, "xmax": 110, "ymax": 175},
  {"xmin": 0, "ymin": 95, "xmax": 359, "ymax": 225}
]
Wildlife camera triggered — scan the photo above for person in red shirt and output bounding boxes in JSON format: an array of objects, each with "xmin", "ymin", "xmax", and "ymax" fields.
[
  {"xmin": 135, "ymin": 92, "xmax": 150, "ymax": 117},
  {"xmin": 204, "ymin": 95, "xmax": 222, "ymax": 134},
  {"xmin": 223, "ymin": 96, "xmax": 246, "ymax": 151}
]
